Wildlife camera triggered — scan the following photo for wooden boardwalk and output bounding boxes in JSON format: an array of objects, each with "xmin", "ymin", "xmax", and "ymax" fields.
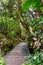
[{"xmin": 4, "ymin": 42, "xmax": 30, "ymax": 65}]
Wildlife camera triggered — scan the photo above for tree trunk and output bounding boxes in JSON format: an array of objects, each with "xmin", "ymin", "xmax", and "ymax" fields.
[{"xmin": 41, "ymin": 0, "xmax": 43, "ymax": 4}]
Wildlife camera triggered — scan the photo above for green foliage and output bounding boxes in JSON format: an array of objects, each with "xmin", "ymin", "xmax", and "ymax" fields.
[
  {"xmin": 0, "ymin": 17, "xmax": 20, "ymax": 37},
  {"xmin": 0, "ymin": 58, "xmax": 6, "ymax": 65},
  {"xmin": 22, "ymin": 52, "xmax": 43, "ymax": 65},
  {"xmin": 22, "ymin": 0, "xmax": 41, "ymax": 11},
  {"xmin": 0, "ymin": 0, "xmax": 43, "ymax": 55},
  {"xmin": 0, "ymin": 51, "xmax": 6, "ymax": 65},
  {"xmin": 32, "ymin": 17, "xmax": 43, "ymax": 31},
  {"xmin": 40, "ymin": 6, "xmax": 43, "ymax": 14}
]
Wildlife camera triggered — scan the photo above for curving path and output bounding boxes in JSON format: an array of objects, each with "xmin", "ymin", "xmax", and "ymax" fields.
[{"xmin": 4, "ymin": 42, "xmax": 30, "ymax": 65}]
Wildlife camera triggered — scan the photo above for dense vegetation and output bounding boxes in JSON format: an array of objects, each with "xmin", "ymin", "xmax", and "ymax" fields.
[
  {"xmin": 0, "ymin": 57, "xmax": 6, "ymax": 65},
  {"xmin": 0, "ymin": 0, "xmax": 43, "ymax": 65},
  {"xmin": 22, "ymin": 52, "xmax": 43, "ymax": 65}
]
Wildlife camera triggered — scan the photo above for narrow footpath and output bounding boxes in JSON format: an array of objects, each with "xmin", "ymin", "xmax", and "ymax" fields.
[{"xmin": 4, "ymin": 42, "xmax": 30, "ymax": 65}]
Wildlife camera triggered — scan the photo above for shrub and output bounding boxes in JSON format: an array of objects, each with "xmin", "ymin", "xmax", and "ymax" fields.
[
  {"xmin": 22, "ymin": 52, "xmax": 43, "ymax": 65},
  {"xmin": 0, "ymin": 57, "xmax": 6, "ymax": 65}
]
